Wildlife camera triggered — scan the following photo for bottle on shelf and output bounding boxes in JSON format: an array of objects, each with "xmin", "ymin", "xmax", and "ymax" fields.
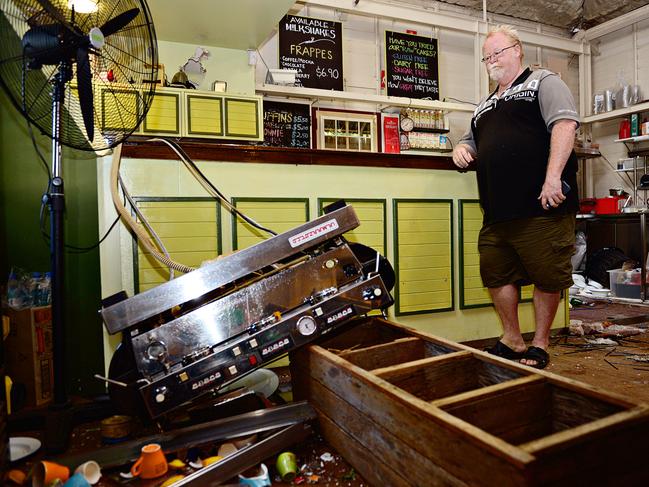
[{"xmin": 619, "ymin": 119, "xmax": 631, "ymax": 139}]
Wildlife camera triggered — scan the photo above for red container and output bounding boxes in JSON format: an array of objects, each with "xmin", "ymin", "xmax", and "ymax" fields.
[
  {"xmin": 619, "ymin": 119, "xmax": 631, "ymax": 139},
  {"xmin": 595, "ymin": 196, "xmax": 623, "ymax": 214},
  {"xmin": 579, "ymin": 198, "xmax": 597, "ymax": 214}
]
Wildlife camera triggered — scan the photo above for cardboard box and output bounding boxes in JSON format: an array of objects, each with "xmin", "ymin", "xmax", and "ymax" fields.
[{"xmin": 6, "ymin": 306, "xmax": 53, "ymax": 407}]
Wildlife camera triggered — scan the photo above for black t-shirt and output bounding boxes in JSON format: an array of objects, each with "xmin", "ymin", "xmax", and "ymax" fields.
[{"xmin": 459, "ymin": 68, "xmax": 580, "ymax": 225}]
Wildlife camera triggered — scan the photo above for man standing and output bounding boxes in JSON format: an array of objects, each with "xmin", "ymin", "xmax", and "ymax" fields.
[{"xmin": 452, "ymin": 25, "xmax": 579, "ymax": 369}]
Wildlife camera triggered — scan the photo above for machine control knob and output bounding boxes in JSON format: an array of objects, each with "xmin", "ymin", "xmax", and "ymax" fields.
[
  {"xmin": 343, "ymin": 264, "xmax": 358, "ymax": 277},
  {"xmin": 154, "ymin": 386, "xmax": 168, "ymax": 403},
  {"xmin": 362, "ymin": 287, "xmax": 383, "ymax": 300},
  {"xmin": 146, "ymin": 340, "xmax": 168, "ymax": 362}
]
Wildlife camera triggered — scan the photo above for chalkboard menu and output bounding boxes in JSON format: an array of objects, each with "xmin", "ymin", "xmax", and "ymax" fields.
[
  {"xmin": 385, "ymin": 31, "xmax": 439, "ymax": 100},
  {"xmin": 279, "ymin": 14, "xmax": 343, "ymax": 91},
  {"xmin": 263, "ymin": 101, "xmax": 311, "ymax": 148}
]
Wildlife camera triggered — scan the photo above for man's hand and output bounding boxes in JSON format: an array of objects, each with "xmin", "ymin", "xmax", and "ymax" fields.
[
  {"xmin": 539, "ymin": 119, "xmax": 577, "ymax": 209},
  {"xmin": 539, "ymin": 177, "xmax": 566, "ymax": 209},
  {"xmin": 452, "ymin": 144, "xmax": 476, "ymax": 169}
]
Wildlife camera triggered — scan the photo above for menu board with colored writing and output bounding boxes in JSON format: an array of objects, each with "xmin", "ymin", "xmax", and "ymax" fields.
[
  {"xmin": 385, "ymin": 31, "xmax": 439, "ymax": 100},
  {"xmin": 262, "ymin": 101, "xmax": 311, "ymax": 148},
  {"xmin": 279, "ymin": 14, "xmax": 343, "ymax": 91}
]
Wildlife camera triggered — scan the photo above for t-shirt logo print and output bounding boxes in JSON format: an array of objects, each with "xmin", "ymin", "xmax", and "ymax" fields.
[{"xmin": 502, "ymin": 78, "xmax": 540, "ymax": 102}]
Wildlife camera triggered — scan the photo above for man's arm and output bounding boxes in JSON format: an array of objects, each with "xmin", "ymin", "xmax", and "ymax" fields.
[
  {"xmin": 452, "ymin": 130, "xmax": 477, "ymax": 169},
  {"xmin": 539, "ymin": 119, "xmax": 577, "ymax": 209}
]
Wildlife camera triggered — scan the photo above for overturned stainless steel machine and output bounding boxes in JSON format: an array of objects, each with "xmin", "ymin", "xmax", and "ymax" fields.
[{"xmin": 101, "ymin": 204, "xmax": 394, "ymax": 418}]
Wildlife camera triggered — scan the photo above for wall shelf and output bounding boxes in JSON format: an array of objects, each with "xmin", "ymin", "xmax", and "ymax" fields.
[
  {"xmin": 255, "ymin": 84, "xmax": 475, "ymax": 113},
  {"xmin": 122, "ymin": 138, "xmax": 466, "ymax": 171},
  {"xmin": 614, "ymin": 135, "xmax": 649, "ymax": 143},
  {"xmin": 582, "ymin": 100, "xmax": 649, "ymax": 124},
  {"xmin": 574, "ymin": 147, "xmax": 601, "ymax": 158},
  {"xmin": 409, "ymin": 127, "xmax": 450, "ymax": 134}
]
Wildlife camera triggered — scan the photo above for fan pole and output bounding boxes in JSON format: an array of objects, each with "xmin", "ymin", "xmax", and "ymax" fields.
[{"xmin": 50, "ymin": 64, "xmax": 70, "ymax": 408}]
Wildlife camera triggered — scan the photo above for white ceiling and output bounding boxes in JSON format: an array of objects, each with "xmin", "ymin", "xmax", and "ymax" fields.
[{"xmin": 148, "ymin": 0, "xmax": 296, "ymax": 49}]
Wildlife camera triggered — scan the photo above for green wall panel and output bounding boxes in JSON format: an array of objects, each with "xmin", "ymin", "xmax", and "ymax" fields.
[
  {"xmin": 459, "ymin": 200, "xmax": 492, "ymax": 309},
  {"xmin": 1, "ymin": 90, "xmax": 103, "ymax": 397},
  {"xmin": 131, "ymin": 198, "xmax": 222, "ymax": 293},
  {"xmin": 232, "ymin": 198, "xmax": 309, "ymax": 250},
  {"xmin": 393, "ymin": 199, "xmax": 453, "ymax": 315},
  {"xmin": 318, "ymin": 198, "xmax": 387, "ymax": 256}
]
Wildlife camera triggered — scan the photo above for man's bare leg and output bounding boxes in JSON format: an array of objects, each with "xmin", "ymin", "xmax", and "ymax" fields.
[
  {"xmin": 488, "ymin": 284, "xmax": 526, "ymax": 353},
  {"xmin": 520, "ymin": 287, "xmax": 561, "ymax": 366}
]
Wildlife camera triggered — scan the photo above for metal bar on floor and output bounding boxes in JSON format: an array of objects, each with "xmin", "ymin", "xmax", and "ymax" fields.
[
  {"xmin": 55, "ymin": 401, "xmax": 316, "ymax": 470},
  {"xmin": 174, "ymin": 422, "xmax": 313, "ymax": 486}
]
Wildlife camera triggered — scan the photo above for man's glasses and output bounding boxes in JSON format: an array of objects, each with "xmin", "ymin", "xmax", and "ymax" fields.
[{"xmin": 481, "ymin": 44, "xmax": 517, "ymax": 64}]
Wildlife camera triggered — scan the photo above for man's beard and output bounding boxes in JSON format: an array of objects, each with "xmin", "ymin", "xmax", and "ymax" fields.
[{"xmin": 487, "ymin": 65, "xmax": 505, "ymax": 82}]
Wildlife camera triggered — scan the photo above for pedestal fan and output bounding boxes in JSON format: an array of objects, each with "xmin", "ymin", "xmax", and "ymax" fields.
[{"xmin": 0, "ymin": 0, "xmax": 158, "ymax": 451}]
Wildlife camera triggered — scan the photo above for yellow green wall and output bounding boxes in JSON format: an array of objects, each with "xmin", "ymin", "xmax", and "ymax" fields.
[{"xmin": 157, "ymin": 41, "xmax": 254, "ymax": 95}]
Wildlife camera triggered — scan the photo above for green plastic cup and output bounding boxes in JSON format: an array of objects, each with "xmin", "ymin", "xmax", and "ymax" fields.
[{"xmin": 275, "ymin": 451, "xmax": 297, "ymax": 482}]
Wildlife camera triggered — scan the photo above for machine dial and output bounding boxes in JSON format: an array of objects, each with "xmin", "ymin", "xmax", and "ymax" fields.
[{"xmin": 296, "ymin": 316, "xmax": 318, "ymax": 336}]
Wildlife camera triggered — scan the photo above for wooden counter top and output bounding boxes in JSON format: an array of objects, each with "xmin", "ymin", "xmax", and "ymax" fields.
[{"xmin": 121, "ymin": 138, "xmax": 471, "ymax": 171}]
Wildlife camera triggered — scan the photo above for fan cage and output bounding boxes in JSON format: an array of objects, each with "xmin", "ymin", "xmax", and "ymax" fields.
[{"xmin": 0, "ymin": 0, "xmax": 158, "ymax": 151}]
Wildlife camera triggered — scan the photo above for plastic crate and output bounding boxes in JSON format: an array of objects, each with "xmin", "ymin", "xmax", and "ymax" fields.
[{"xmin": 607, "ymin": 268, "xmax": 641, "ymax": 299}]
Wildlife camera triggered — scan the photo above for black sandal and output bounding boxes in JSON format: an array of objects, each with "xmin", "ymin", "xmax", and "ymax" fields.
[
  {"xmin": 485, "ymin": 341, "xmax": 526, "ymax": 360},
  {"xmin": 521, "ymin": 346, "xmax": 550, "ymax": 369}
]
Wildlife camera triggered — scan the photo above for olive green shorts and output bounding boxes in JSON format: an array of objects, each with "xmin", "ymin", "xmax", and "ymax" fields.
[{"xmin": 478, "ymin": 215, "xmax": 575, "ymax": 292}]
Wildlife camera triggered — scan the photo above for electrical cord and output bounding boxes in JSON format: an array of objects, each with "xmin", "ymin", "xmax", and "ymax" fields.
[
  {"xmin": 151, "ymin": 138, "xmax": 277, "ymax": 236},
  {"xmin": 65, "ymin": 214, "xmax": 121, "ymax": 253},
  {"xmin": 109, "ymin": 139, "xmax": 280, "ymax": 274},
  {"xmin": 38, "ymin": 188, "xmax": 123, "ymax": 253},
  {"xmin": 39, "ymin": 195, "xmax": 122, "ymax": 253},
  {"xmin": 443, "ymin": 96, "xmax": 478, "ymax": 106}
]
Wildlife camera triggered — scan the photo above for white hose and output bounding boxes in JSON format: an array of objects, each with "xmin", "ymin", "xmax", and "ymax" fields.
[{"xmin": 110, "ymin": 144, "xmax": 196, "ymax": 274}]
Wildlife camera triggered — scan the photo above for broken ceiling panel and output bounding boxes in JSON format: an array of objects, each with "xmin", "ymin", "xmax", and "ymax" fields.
[{"xmin": 396, "ymin": 0, "xmax": 649, "ymax": 32}]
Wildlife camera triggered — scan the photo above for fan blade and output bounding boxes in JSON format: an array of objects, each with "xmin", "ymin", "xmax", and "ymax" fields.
[
  {"xmin": 76, "ymin": 47, "xmax": 94, "ymax": 141},
  {"xmin": 36, "ymin": 0, "xmax": 77, "ymax": 33},
  {"xmin": 100, "ymin": 8, "xmax": 140, "ymax": 37}
]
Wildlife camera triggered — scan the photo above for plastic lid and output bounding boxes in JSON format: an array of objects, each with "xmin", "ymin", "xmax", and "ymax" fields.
[
  {"xmin": 32, "ymin": 272, "xmax": 42, "ymax": 278},
  {"xmin": 45, "ymin": 271, "xmax": 52, "ymax": 277}
]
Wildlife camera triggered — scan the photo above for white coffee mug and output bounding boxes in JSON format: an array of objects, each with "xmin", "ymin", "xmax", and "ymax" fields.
[{"xmin": 74, "ymin": 460, "xmax": 102, "ymax": 485}]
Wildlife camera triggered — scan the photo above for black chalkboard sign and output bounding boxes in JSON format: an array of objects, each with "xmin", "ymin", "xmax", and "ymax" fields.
[
  {"xmin": 262, "ymin": 101, "xmax": 311, "ymax": 148},
  {"xmin": 279, "ymin": 14, "xmax": 343, "ymax": 91},
  {"xmin": 385, "ymin": 31, "xmax": 439, "ymax": 100}
]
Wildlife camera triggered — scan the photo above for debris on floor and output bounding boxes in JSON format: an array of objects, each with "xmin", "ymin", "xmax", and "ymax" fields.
[{"xmin": 567, "ymin": 320, "xmax": 644, "ymax": 337}]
